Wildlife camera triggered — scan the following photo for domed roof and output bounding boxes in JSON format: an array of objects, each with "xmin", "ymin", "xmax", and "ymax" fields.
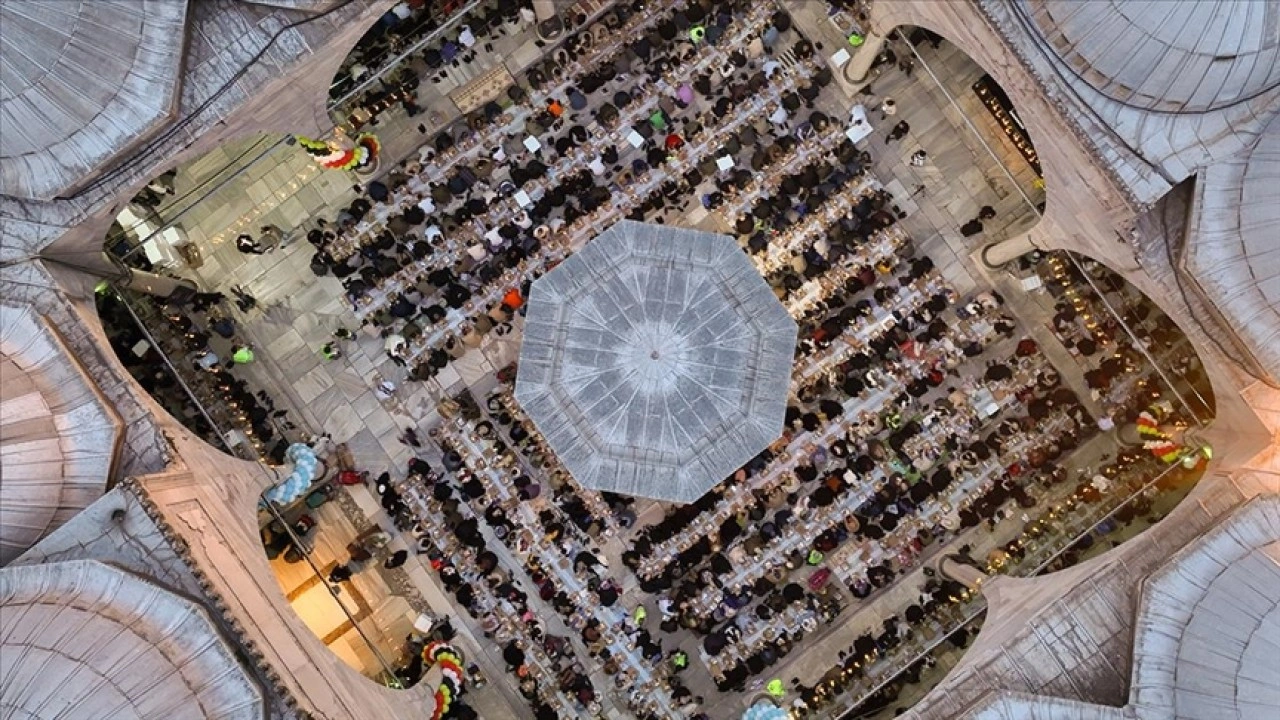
[
  {"xmin": 1027, "ymin": 0, "xmax": 1280, "ymax": 113},
  {"xmin": 515, "ymin": 221, "xmax": 796, "ymax": 503},
  {"xmin": 1181, "ymin": 111, "xmax": 1280, "ymax": 380},
  {"xmin": 1130, "ymin": 495, "xmax": 1280, "ymax": 719},
  {"xmin": 0, "ymin": 304, "xmax": 121, "ymax": 564},
  {"xmin": 0, "ymin": 0, "xmax": 189, "ymax": 199},
  {"xmin": 0, "ymin": 560, "xmax": 263, "ymax": 719}
]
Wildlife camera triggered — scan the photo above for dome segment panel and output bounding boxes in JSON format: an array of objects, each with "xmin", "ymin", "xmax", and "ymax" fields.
[{"xmin": 516, "ymin": 221, "xmax": 796, "ymax": 503}]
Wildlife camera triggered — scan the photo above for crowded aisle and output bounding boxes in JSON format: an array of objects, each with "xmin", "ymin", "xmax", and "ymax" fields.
[{"xmin": 96, "ymin": 2, "xmax": 1214, "ymax": 718}]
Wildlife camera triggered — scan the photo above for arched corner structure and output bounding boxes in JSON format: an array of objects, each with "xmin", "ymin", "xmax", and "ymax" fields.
[
  {"xmin": 1180, "ymin": 110, "xmax": 1280, "ymax": 382},
  {"xmin": 0, "ymin": 559, "xmax": 264, "ymax": 719},
  {"xmin": 0, "ymin": 303, "xmax": 122, "ymax": 565},
  {"xmin": 1129, "ymin": 494, "xmax": 1280, "ymax": 720}
]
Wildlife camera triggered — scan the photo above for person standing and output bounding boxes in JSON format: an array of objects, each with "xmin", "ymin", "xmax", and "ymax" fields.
[
  {"xmin": 230, "ymin": 345, "xmax": 255, "ymax": 365},
  {"xmin": 879, "ymin": 97, "xmax": 897, "ymax": 120},
  {"xmin": 670, "ymin": 649, "xmax": 689, "ymax": 672}
]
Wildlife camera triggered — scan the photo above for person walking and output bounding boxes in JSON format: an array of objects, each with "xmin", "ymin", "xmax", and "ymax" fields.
[
  {"xmin": 259, "ymin": 224, "xmax": 287, "ymax": 251},
  {"xmin": 960, "ymin": 218, "xmax": 985, "ymax": 237},
  {"xmin": 328, "ymin": 564, "xmax": 353, "ymax": 583},
  {"xmin": 886, "ymin": 120, "xmax": 910, "ymax": 144},
  {"xmin": 236, "ymin": 234, "xmax": 266, "ymax": 254},
  {"xmin": 230, "ymin": 285, "xmax": 257, "ymax": 311},
  {"xmin": 910, "ymin": 149, "xmax": 928, "ymax": 166},
  {"xmin": 962, "ymin": 206, "xmax": 997, "ymax": 236}
]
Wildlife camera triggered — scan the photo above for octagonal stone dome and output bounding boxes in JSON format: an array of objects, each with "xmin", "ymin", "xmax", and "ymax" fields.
[
  {"xmin": 0, "ymin": 560, "xmax": 263, "ymax": 719},
  {"xmin": 515, "ymin": 221, "xmax": 797, "ymax": 503},
  {"xmin": 0, "ymin": 0, "xmax": 189, "ymax": 200},
  {"xmin": 1026, "ymin": 0, "xmax": 1280, "ymax": 114}
]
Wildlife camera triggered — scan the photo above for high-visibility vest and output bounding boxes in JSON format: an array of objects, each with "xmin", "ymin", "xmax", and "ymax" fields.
[
  {"xmin": 690, "ymin": 25, "xmax": 705, "ymax": 43},
  {"xmin": 766, "ymin": 678, "xmax": 785, "ymax": 698},
  {"xmin": 849, "ymin": 33, "xmax": 865, "ymax": 47},
  {"xmin": 232, "ymin": 347, "xmax": 255, "ymax": 364},
  {"xmin": 672, "ymin": 652, "xmax": 688, "ymax": 668},
  {"xmin": 634, "ymin": 606, "xmax": 647, "ymax": 624}
]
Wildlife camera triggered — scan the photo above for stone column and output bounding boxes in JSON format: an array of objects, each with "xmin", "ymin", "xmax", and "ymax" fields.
[
  {"xmin": 981, "ymin": 234, "xmax": 1038, "ymax": 267},
  {"xmin": 842, "ymin": 30, "xmax": 887, "ymax": 85}
]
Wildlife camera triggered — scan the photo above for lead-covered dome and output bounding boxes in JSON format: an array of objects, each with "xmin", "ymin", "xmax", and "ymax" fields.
[
  {"xmin": 0, "ymin": 0, "xmax": 189, "ymax": 199},
  {"xmin": 1130, "ymin": 495, "xmax": 1280, "ymax": 720},
  {"xmin": 1025, "ymin": 0, "xmax": 1280, "ymax": 113},
  {"xmin": 0, "ymin": 560, "xmax": 264, "ymax": 719},
  {"xmin": 0, "ymin": 304, "xmax": 121, "ymax": 565}
]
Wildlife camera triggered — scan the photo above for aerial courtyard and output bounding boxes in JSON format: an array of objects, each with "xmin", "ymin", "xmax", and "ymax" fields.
[{"xmin": 4, "ymin": 1, "xmax": 1238, "ymax": 720}]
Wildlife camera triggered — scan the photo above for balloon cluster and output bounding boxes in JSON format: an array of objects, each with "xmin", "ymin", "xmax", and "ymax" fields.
[
  {"xmin": 742, "ymin": 701, "xmax": 790, "ymax": 720},
  {"xmin": 423, "ymin": 641, "xmax": 465, "ymax": 720},
  {"xmin": 263, "ymin": 443, "xmax": 320, "ymax": 504},
  {"xmin": 1135, "ymin": 402, "xmax": 1184, "ymax": 463},
  {"xmin": 297, "ymin": 131, "xmax": 380, "ymax": 172}
]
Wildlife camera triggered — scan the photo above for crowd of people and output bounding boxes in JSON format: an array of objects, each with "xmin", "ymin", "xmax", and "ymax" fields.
[
  {"xmin": 97, "ymin": 286, "xmax": 299, "ymax": 465},
  {"xmin": 293, "ymin": 0, "xmax": 833, "ymax": 394},
  {"xmin": 183, "ymin": 1, "xmax": 1217, "ymax": 718}
]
